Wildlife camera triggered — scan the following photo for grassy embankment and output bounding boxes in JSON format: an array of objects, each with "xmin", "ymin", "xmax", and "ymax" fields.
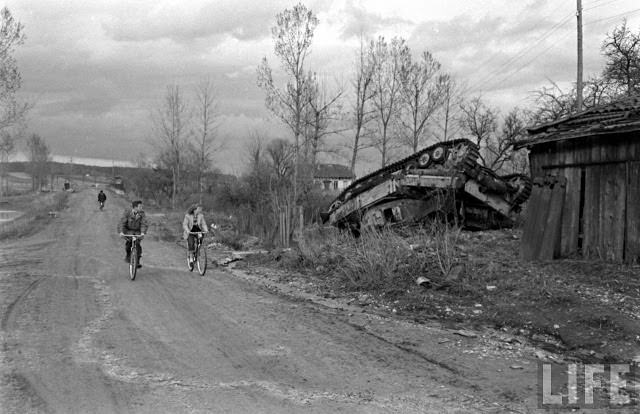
[{"xmin": 250, "ymin": 223, "xmax": 640, "ymax": 362}]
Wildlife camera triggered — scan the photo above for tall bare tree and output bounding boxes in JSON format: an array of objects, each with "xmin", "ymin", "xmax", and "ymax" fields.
[
  {"xmin": 153, "ymin": 84, "xmax": 190, "ymax": 209},
  {"xmin": 25, "ymin": 133, "xmax": 50, "ymax": 191},
  {"xmin": 433, "ymin": 77, "xmax": 464, "ymax": 142},
  {"xmin": 303, "ymin": 72, "xmax": 344, "ymax": 166},
  {"xmin": 257, "ymin": 3, "xmax": 318, "ymax": 206},
  {"xmin": 398, "ymin": 50, "xmax": 448, "ymax": 152},
  {"xmin": 245, "ymin": 129, "xmax": 265, "ymax": 174},
  {"xmin": 369, "ymin": 36, "xmax": 408, "ymax": 167},
  {"xmin": 349, "ymin": 34, "xmax": 376, "ymax": 172},
  {"xmin": 193, "ymin": 78, "xmax": 222, "ymax": 202},
  {"xmin": 0, "ymin": 7, "xmax": 29, "ymax": 132}
]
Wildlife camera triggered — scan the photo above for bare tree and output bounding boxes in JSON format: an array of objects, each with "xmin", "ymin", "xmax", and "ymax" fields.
[
  {"xmin": 245, "ymin": 129, "xmax": 265, "ymax": 174},
  {"xmin": 349, "ymin": 34, "xmax": 376, "ymax": 172},
  {"xmin": 498, "ymin": 108, "xmax": 531, "ymax": 174},
  {"xmin": 193, "ymin": 78, "xmax": 223, "ymax": 202},
  {"xmin": 459, "ymin": 97, "xmax": 530, "ymax": 173},
  {"xmin": 459, "ymin": 97, "xmax": 497, "ymax": 168},
  {"xmin": 153, "ymin": 84, "xmax": 190, "ymax": 209},
  {"xmin": 0, "ymin": 8, "xmax": 29, "ymax": 132},
  {"xmin": 25, "ymin": 133, "xmax": 50, "ymax": 191},
  {"xmin": 602, "ymin": 20, "xmax": 640, "ymax": 97},
  {"xmin": 303, "ymin": 72, "xmax": 344, "ymax": 166},
  {"xmin": 257, "ymin": 3, "xmax": 318, "ymax": 206},
  {"xmin": 398, "ymin": 50, "xmax": 448, "ymax": 152},
  {"xmin": 369, "ymin": 36, "xmax": 409, "ymax": 167},
  {"xmin": 266, "ymin": 138, "xmax": 295, "ymax": 182},
  {"xmin": 433, "ymin": 77, "xmax": 465, "ymax": 142},
  {"xmin": 530, "ymin": 76, "xmax": 619, "ymax": 123}
]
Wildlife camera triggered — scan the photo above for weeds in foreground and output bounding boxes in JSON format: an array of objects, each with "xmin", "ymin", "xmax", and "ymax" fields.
[
  {"xmin": 295, "ymin": 223, "xmax": 464, "ymax": 290},
  {"xmin": 427, "ymin": 221, "xmax": 462, "ymax": 277}
]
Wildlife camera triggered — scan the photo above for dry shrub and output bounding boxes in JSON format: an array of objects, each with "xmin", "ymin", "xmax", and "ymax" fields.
[
  {"xmin": 294, "ymin": 221, "xmax": 466, "ymax": 291},
  {"xmin": 338, "ymin": 227, "xmax": 416, "ymax": 289},
  {"xmin": 297, "ymin": 224, "xmax": 347, "ymax": 268},
  {"xmin": 420, "ymin": 220, "xmax": 462, "ymax": 277}
]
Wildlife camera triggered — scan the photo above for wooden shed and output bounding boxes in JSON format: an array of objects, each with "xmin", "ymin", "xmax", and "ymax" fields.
[{"xmin": 514, "ymin": 95, "xmax": 640, "ymax": 263}]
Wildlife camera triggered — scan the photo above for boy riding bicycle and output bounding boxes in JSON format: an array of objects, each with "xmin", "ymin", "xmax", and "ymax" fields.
[
  {"xmin": 182, "ymin": 204, "xmax": 209, "ymax": 264},
  {"xmin": 118, "ymin": 200, "xmax": 148, "ymax": 267},
  {"xmin": 98, "ymin": 190, "xmax": 106, "ymax": 209}
]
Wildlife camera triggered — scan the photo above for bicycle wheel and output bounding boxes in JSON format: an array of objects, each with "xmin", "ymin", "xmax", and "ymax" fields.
[
  {"xmin": 187, "ymin": 250, "xmax": 194, "ymax": 272},
  {"xmin": 196, "ymin": 244, "xmax": 207, "ymax": 276},
  {"xmin": 129, "ymin": 244, "xmax": 138, "ymax": 281}
]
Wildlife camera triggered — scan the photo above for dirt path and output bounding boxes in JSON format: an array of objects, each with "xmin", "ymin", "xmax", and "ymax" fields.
[{"xmin": 0, "ymin": 189, "xmax": 539, "ymax": 413}]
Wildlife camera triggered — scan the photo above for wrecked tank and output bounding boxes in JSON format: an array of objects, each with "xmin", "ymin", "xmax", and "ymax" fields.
[{"xmin": 322, "ymin": 139, "xmax": 532, "ymax": 233}]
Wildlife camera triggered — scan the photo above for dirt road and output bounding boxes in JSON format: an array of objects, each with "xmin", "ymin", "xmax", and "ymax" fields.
[{"xmin": 0, "ymin": 190, "xmax": 536, "ymax": 413}]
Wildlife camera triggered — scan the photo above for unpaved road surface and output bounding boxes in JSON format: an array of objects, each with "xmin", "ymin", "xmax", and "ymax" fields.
[{"xmin": 1, "ymin": 190, "xmax": 537, "ymax": 413}]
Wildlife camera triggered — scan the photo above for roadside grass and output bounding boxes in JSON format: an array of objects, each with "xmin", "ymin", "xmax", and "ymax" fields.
[
  {"xmin": 257, "ymin": 224, "xmax": 640, "ymax": 361},
  {"xmin": 0, "ymin": 191, "xmax": 70, "ymax": 240}
]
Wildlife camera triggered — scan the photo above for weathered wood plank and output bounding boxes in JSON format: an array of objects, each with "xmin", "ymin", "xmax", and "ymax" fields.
[
  {"xmin": 626, "ymin": 162, "xmax": 640, "ymax": 264},
  {"xmin": 583, "ymin": 166, "xmax": 602, "ymax": 259},
  {"xmin": 539, "ymin": 175, "xmax": 567, "ymax": 260},
  {"xmin": 520, "ymin": 176, "xmax": 550, "ymax": 260},
  {"xmin": 599, "ymin": 163, "xmax": 626, "ymax": 261},
  {"xmin": 560, "ymin": 168, "xmax": 581, "ymax": 256}
]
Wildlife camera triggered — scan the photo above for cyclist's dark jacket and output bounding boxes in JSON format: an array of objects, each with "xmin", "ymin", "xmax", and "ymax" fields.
[
  {"xmin": 98, "ymin": 192, "xmax": 106, "ymax": 202},
  {"xmin": 117, "ymin": 209, "xmax": 149, "ymax": 235}
]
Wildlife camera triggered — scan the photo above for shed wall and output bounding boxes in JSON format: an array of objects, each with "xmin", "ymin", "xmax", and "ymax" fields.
[{"xmin": 526, "ymin": 132, "xmax": 640, "ymax": 263}]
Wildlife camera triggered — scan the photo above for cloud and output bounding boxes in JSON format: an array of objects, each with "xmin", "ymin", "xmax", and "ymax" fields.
[
  {"xmin": 100, "ymin": 0, "xmax": 331, "ymax": 44},
  {"xmin": 407, "ymin": 11, "xmax": 581, "ymax": 98},
  {"xmin": 336, "ymin": 0, "xmax": 414, "ymax": 40}
]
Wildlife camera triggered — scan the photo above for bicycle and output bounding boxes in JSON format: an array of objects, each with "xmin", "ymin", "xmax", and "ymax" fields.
[
  {"xmin": 99, "ymin": 201, "xmax": 105, "ymax": 211},
  {"xmin": 121, "ymin": 234, "xmax": 143, "ymax": 280},
  {"xmin": 187, "ymin": 231, "xmax": 208, "ymax": 276}
]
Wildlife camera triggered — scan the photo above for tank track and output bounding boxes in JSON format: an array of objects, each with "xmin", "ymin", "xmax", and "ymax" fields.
[
  {"xmin": 500, "ymin": 173, "xmax": 533, "ymax": 206},
  {"xmin": 328, "ymin": 139, "xmax": 480, "ymax": 214}
]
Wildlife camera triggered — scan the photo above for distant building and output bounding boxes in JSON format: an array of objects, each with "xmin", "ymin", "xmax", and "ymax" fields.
[{"xmin": 314, "ymin": 163, "xmax": 355, "ymax": 191}]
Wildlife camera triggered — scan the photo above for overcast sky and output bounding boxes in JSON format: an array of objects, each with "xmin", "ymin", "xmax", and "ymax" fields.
[{"xmin": 8, "ymin": 0, "xmax": 640, "ymax": 174}]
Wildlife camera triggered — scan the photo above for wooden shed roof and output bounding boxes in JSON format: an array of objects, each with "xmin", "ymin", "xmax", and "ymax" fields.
[{"xmin": 514, "ymin": 95, "xmax": 640, "ymax": 149}]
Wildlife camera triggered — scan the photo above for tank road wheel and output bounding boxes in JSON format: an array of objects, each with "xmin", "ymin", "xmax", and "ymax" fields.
[
  {"xmin": 503, "ymin": 174, "xmax": 533, "ymax": 206},
  {"xmin": 417, "ymin": 152, "xmax": 431, "ymax": 168},
  {"xmin": 431, "ymin": 146, "xmax": 447, "ymax": 163},
  {"xmin": 404, "ymin": 161, "xmax": 418, "ymax": 174}
]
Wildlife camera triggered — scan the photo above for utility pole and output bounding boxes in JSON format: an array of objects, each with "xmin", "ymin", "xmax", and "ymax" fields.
[{"xmin": 576, "ymin": 0, "xmax": 583, "ymax": 112}]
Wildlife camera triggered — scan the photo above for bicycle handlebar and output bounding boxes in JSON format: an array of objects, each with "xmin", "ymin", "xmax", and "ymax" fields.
[
  {"xmin": 120, "ymin": 234, "xmax": 144, "ymax": 238},
  {"xmin": 188, "ymin": 231, "xmax": 208, "ymax": 235}
]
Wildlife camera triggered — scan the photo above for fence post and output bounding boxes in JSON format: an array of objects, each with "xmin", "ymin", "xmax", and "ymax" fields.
[
  {"xmin": 285, "ymin": 204, "xmax": 290, "ymax": 247},
  {"xmin": 279, "ymin": 210, "xmax": 285, "ymax": 247},
  {"xmin": 299, "ymin": 205, "xmax": 304, "ymax": 233}
]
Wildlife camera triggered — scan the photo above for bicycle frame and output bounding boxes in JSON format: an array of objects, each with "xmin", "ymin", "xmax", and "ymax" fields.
[
  {"xmin": 122, "ymin": 234, "xmax": 143, "ymax": 280},
  {"xmin": 187, "ymin": 231, "xmax": 208, "ymax": 275}
]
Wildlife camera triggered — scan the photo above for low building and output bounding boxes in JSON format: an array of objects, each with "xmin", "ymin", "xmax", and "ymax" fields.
[
  {"xmin": 514, "ymin": 95, "xmax": 640, "ymax": 263},
  {"xmin": 314, "ymin": 163, "xmax": 355, "ymax": 192}
]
